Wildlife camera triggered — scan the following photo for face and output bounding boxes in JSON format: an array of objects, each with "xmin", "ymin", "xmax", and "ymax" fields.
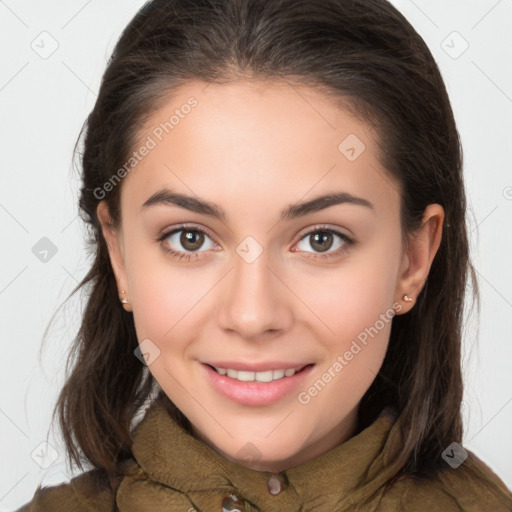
[{"xmin": 98, "ymin": 79, "xmax": 443, "ymax": 472}]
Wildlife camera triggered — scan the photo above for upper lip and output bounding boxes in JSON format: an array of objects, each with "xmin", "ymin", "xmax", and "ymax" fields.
[{"xmin": 203, "ymin": 361, "xmax": 313, "ymax": 372}]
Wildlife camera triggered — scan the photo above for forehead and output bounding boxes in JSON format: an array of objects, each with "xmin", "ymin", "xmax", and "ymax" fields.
[{"xmin": 121, "ymin": 79, "xmax": 400, "ymax": 222}]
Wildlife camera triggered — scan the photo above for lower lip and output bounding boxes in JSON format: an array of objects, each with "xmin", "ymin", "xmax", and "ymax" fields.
[{"xmin": 201, "ymin": 363, "xmax": 315, "ymax": 406}]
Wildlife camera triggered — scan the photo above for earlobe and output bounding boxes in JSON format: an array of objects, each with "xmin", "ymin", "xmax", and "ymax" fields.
[
  {"xmin": 395, "ymin": 204, "xmax": 444, "ymax": 313},
  {"xmin": 96, "ymin": 202, "xmax": 132, "ymax": 312}
]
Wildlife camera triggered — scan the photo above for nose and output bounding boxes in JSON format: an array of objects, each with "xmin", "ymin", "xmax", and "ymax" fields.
[{"xmin": 216, "ymin": 247, "xmax": 293, "ymax": 340}]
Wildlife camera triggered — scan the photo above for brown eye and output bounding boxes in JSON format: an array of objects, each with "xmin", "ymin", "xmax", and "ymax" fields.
[
  {"xmin": 180, "ymin": 230, "xmax": 205, "ymax": 251},
  {"xmin": 161, "ymin": 227, "xmax": 216, "ymax": 254},
  {"xmin": 309, "ymin": 231, "xmax": 334, "ymax": 252},
  {"xmin": 294, "ymin": 227, "xmax": 354, "ymax": 259}
]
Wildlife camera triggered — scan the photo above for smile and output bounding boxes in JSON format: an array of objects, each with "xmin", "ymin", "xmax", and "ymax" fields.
[{"xmin": 201, "ymin": 363, "xmax": 315, "ymax": 406}]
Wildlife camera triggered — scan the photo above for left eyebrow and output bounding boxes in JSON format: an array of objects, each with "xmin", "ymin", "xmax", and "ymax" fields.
[
  {"xmin": 282, "ymin": 191, "xmax": 375, "ymax": 220},
  {"xmin": 141, "ymin": 188, "xmax": 375, "ymax": 221}
]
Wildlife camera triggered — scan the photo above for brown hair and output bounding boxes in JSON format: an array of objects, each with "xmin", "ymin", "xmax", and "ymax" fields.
[{"xmin": 48, "ymin": 0, "xmax": 490, "ymax": 495}]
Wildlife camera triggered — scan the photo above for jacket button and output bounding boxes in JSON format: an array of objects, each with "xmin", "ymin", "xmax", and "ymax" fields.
[
  {"xmin": 267, "ymin": 475, "xmax": 282, "ymax": 495},
  {"xmin": 221, "ymin": 494, "xmax": 243, "ymax": 511}
]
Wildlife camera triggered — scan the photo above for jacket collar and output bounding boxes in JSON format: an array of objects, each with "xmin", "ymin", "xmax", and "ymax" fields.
[{"xmin": 128, "ymin": 396, "xmax": 399, "ymax": 510}]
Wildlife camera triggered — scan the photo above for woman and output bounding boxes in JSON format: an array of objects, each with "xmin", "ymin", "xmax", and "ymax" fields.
[{"xmin": 17, "ymin": 0, "xmax": 512, "ymax": 510}]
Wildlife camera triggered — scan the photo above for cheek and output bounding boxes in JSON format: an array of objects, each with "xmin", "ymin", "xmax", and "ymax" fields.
[
  {"xmin": 293, "ymin": 253, "xmax": 398, "ymax": 343},
  {"xmin": 130, "ymin": 268, "xmax": 205, "ymax": 338},
  {"xmin": 127, "ymin": 260, "xmax": 211, "ymax": 392},
  {"xmin": 295, "ymin": 267, "xmax": 395, "ymax": 420},
  {"xmin": 126, "ymin": 243, "xmax": 222, "ymax": 353},
  {"xmin": 289, "ymin": 241, "xmax": 400, "ymax": 397}
]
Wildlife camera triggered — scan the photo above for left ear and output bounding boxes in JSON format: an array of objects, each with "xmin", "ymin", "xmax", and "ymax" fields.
[{"xmin": 394, "ymin": 203, "xmax": 445, "ymax": 314}]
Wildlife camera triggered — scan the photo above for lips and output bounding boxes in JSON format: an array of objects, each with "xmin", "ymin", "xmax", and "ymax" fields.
[{"xmin": 201, "ymin": 362, "xmax": 315, "ymax": 406}]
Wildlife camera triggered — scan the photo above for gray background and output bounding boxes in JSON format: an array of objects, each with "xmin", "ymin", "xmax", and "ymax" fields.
[{"xmin": 1, "ymin": 0, "xmax": 511, "ymax": 509}]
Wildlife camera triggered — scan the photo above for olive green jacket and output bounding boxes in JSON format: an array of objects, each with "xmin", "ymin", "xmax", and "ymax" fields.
[{"xmin": 16, "ymin": 399, "xmax": 512, "ymax": 511}]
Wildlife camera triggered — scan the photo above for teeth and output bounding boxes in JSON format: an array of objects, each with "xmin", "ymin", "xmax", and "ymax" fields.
[
  {"xmin": 215, "ymin": 367, "xmax": 301, "ymax": 382},
  {"xmin": 272, "ymin": 369, "xmax": 285, "ymax": 380}
]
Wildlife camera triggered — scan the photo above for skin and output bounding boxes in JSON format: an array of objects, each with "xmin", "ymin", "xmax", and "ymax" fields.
[{"xmin": 97, "ymin": 79, "xmax": 444, "ymax": 473}]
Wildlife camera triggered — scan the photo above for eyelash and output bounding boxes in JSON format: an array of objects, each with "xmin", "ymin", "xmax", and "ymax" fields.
[{"xmin": 156, "ymin": 223, "xmax": 355, "ymax": 262}]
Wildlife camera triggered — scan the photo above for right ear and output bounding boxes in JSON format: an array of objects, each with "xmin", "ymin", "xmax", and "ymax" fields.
[{"xmin": 96, "ymin": 201, "xmax": 132, "ymax": 312}]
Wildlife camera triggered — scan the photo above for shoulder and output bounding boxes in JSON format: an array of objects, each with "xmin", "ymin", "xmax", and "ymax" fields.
[
  {"xmin": 379, "ymin": 450, "xmax": 512, "ymax": 512},
  {"xmin": 14, "ymin": 467, "xmax": 117, "ymax": 512}
]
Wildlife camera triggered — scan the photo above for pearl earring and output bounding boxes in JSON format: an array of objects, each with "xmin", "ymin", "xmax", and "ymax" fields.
[
  {"xmin": 120, "ymin": 290, "xmax": 129, "ymax": 304},
  {"xmin": 402, "ymin": 294, "xmax": 413, "ymax": 302}
]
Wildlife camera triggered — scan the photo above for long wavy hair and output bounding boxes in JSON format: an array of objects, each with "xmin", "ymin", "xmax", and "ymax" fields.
[{"xmin": 47, "ymin": 0, "xmax": 491, "ymax": 496}]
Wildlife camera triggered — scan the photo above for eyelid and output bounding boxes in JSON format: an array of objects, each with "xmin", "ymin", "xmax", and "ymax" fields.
[
  {"xmin": 157, "ymin": 223, "xmax": 219, "ymax": 245},
  {"xmin": 295, "ymin": 224, "xmax": 353, "ymax": 244}
]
